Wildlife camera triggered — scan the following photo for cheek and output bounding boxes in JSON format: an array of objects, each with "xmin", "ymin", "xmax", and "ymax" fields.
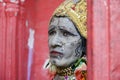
[
  {"xmin": 70, "ymin": 40, "xmax": 79, "ymax": 47},
  {"xmin": 48, "ymin": 39, "xmax": 53, "ymax": 48},
  {"xmin": 63, "ymin": 42, "xmax": 77, "ymax": 52},
  {"xmin": 48, "ymin": 36, "xmax": 53, "ymax": 44},
  {"xmin": 70, "ymin": 42, "xmax": 75, "ymax": 46}
]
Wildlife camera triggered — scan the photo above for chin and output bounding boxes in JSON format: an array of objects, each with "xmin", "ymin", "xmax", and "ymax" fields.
[
  {"xmin": 50, "ymin": 57, "xmax": 77, "ymax": 67},
  {"xmin": 50, "ymin": 58, "xmax": 66, "ymax": 67}
]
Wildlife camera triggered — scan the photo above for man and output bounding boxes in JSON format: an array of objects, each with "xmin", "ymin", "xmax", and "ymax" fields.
[{"xmin": 44, "ymin": 0, "xmax": 87, "ymax": 79}]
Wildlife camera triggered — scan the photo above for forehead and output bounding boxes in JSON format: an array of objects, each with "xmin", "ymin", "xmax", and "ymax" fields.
[
  {"xmin": 49, "ymin": 17, "xmax": 77, "ymax": 30},
  {"xmin": 50, "ymin": 17, "xmax": 71, "ymax": 25}
]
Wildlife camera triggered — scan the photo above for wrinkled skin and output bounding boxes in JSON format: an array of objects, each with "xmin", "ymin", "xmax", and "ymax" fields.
[{"xmin": 48, "ymin": 17, "xmax": 82, "ymax": 67}]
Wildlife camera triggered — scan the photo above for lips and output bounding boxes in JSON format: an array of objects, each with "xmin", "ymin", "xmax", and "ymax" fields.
[
  {"xmin": 50, "ymin": 51, "xmax": 64, "ymax": 59},
  {"xmin": 50, "ymin": 51, "xmax": 63, "ymax": 57},
  {"xmin": 50, "ymin": 51, "xmax": 63, "ymax": 55}
]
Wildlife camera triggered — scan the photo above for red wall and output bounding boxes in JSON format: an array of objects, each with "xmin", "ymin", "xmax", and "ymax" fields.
[{"xmin": 87, "ymin": 0, "xmax": 120, "ymax": 80}]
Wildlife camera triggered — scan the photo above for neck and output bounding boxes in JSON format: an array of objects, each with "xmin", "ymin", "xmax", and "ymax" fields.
[{"xmin": 56, "ymin": 59, "xmax": 80, "ymax": 76}]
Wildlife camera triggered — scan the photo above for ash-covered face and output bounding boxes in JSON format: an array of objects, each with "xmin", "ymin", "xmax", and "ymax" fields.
[{"xmin": 48, "ymin": 17, "xmax": 82, "ymax": 67}]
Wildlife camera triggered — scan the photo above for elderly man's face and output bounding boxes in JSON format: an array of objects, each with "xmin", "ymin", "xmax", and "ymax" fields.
[{"xmin": 48, "ymin": 17, "xmax": 81, "ymax": 67}]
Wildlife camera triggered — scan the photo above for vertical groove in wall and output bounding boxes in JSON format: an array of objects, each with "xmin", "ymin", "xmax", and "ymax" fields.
[{"xmin": 87, "ymin": 0, "xmax": 93, "ymax": 80}]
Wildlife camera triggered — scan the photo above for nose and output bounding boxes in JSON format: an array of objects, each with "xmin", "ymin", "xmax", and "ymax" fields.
[{"xmin": 49, "ymin": 34, "xmax": 62, "ymax": 48}]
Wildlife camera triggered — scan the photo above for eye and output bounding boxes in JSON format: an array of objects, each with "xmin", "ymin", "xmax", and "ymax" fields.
[
  {"xmin": 49, "ymin": 31, "xmax": 56, "ymax": 36},
  {"xmin": 61, "ymin": 30, "xmax": 76, "ymax": 37},
  {"xmin": 63, "ymin": 32, "xmax": 70, "ymax": 37}
]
